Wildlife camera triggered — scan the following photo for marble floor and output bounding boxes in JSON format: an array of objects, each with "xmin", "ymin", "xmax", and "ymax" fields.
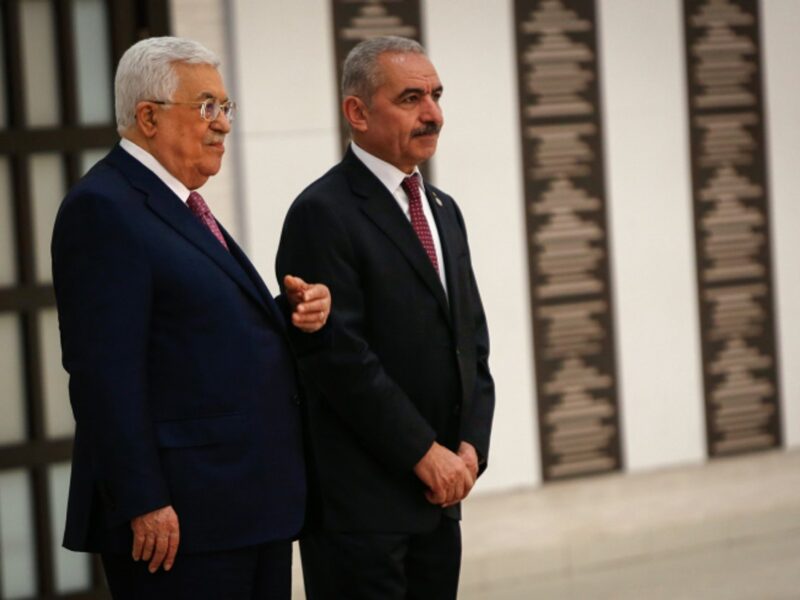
[
  {"xmin": 292, "ymin": 449, "xmax": 800, "ymax": 599},
  {"xmin": 459, "ymin": 449, "xmax": 800, "ymax": 599},
  {"xmin": 460, "ymin": 529, "xmax": 800, "ymax": 599}
]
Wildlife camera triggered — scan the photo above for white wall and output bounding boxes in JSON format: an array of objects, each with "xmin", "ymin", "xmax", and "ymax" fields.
[
  {"xmin": 598, "ymin": 0, "xmax": 705, "ymax": 471},
  {"xmin": 762, "ymin": 0, "xmax": 800, "ymax": 449},
  {"xmin": 223, "ymin": 0, "xmax": 800, "ymax": 493},
  {"xmin": 230, "ymin": 0, "xmax": 340, "ymax": 292},
  {"xmin": 424, "ymin": 0, "xmax": 539, "ymax": 491}
]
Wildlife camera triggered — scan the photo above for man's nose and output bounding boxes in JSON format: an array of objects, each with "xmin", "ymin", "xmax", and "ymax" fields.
[
  {"xmin": 212, "ymin": 111, "xmax": 232, "ymax": 133},
  {"xmin": 420, "ymin": 95, "xmax": 443, "ymax": 124}
]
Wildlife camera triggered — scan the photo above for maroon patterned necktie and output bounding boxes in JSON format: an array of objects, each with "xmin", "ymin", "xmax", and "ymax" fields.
[
  {"xmin": 401, "ymin": 173, "xmax": 439, "ymax": 274},
  {"xmin": 187, "ymin": 191, "xmax": 229, "ymax": 251}
]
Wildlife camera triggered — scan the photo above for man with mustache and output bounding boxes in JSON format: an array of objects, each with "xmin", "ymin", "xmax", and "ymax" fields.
[
  {"xmin": 52, "ymin": 37, "xmax": 330, "ymax": 598},
  {"xmin": 276, "ymin": 36, "xmax": 495, "ymax": 599}
]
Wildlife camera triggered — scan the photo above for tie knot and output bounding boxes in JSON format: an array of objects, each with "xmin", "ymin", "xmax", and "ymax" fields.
[
  {"xmin": 401, "ymin": 173, "xmax": 422, "ymax": 202},
  {"xmin": 187, "ymin": 191, "xmax": 210, "ymax": 218}
]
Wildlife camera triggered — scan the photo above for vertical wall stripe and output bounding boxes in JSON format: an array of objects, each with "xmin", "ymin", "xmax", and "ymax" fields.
[
  {"xmin": 514, "ymin": 0, "xmax": 622, "ymax": 481},
  {"xmin": 683, "ymin": 0, "xmax": 782, "ymax": 456}
]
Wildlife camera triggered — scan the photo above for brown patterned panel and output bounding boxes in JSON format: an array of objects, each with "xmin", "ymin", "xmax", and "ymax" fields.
[
  {"xmin": 683, "ymin": 0, "xmax": 782, "ymax": 456},
  {"xmin": 331, "ymin": 0, "xmax": 423, "ymax": 152},
  {"xmin": 513, "ymin": 0, "xmax": 621, "ymax": 481}
]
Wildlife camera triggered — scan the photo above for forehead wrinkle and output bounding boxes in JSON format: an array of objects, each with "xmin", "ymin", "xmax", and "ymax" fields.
[{"xmin": 174, "ymin": 63, "xmax": 226, "ymax": 99}]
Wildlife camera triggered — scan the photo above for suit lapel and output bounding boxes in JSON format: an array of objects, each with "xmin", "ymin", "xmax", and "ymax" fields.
[
  {"xmin": 145, "ymin": 193, "xmax": 278, "ymax": 319},
  {"xmin": 106, "ymin": 145, "xmax": 278, "ymax": 324},
  {"xmin": 425, "ymin": 184, "xmax": 463, "ymax": 331},
  {"xmin": 344, "ymin": 150, "xmax": 450, "ymax": 320},
  {"xmin": 221, "ymin": 226, "xmax": 288, "ymax": 333}
]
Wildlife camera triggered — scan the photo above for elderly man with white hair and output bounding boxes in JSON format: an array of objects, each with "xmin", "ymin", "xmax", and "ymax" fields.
[{"xmin": 51, "ymin": 36, "xmax": 330, "ymax": 599}]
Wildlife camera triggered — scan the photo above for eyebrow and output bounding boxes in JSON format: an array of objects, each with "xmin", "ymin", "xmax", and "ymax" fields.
[
  {"xmin": 194, "ymin": 90, "xmax": 229, "ymax": 101},
  {"xmin": 396, "ymin": 85, "xmax": 444, "ymax": 100}
]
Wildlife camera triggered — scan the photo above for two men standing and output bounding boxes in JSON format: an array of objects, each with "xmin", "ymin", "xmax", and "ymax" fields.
[{"xmin": 54, "ymin": 34, "xmax": 493, "ymax": 600}]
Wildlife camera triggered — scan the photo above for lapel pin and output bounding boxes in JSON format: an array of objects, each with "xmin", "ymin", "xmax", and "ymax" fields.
[{"xmin": 433, "ymin": 193, "xmax": 443, "ymax": 207}]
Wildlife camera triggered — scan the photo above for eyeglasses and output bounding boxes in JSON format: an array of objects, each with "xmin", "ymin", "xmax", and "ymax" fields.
[{"xmin": 148, "ymin": 98, "xmax": 237, "ymax": 122}]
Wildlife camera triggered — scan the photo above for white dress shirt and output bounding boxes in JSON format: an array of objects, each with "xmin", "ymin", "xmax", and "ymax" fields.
[
  {"xmin": 119, "ymin": 137, "xmax": 192, "ymax": 203},
  {"xmin": 351, "ymin": 142, "xmax": 448, "ymax": 294}
]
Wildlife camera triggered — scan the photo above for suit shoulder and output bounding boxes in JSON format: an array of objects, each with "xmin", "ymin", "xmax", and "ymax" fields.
[
  {"xmin": 62, "ymin": 158, "xmax": 142, "ymax": 211},
  {"xmin": 285, "ymin": 163, "xmax": 354, "ymax": 224},
  {"xmin": 55, "ymin": 162, "xmax": 146, "ymax": 245},
  {"xmin": 291, "ymin": 162, "xmax": 349, "ymax": 207}
]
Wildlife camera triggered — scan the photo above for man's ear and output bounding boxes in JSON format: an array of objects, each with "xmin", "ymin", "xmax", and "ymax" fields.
[
  {"xmin": 135, "ymin": 101, "xmax": 158, "ymax": 138},
  {"xmin": 342, "ymin": 96, "xmax": 368, "ymax": 133}
]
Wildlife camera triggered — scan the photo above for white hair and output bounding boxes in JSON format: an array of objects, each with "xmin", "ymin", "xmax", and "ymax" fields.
[
  {"xmin": 342, "ymin": 36, "xmax": 426, "ymax": 103},
  {"xmin": 114, "ymin": 36, "xmax": 220, "ymax": 134}
]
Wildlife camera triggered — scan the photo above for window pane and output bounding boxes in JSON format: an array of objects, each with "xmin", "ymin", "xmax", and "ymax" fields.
[
  {"xmin": 29, "ymin": 153, "xmax": 66, "ymax": 284},
  {"xmin": 0, "ymin": 157, "xmax": 16, "ymax": 285},
  {"xmin": 0, "ymin": 8, "xmax": 7, "ymax": 128},
  {"xmin": 49, "ymin": 463, "xmax": 91, "ymax": 592},
  {"xmin": 40, "ymin": 309, "xmax": 73, "ymax": 438},
  {"xmin": 0, "ymin": 470, "xmax": 37, "ymax": 599},
  {"xmin": 0, "ymin": 314, "xmax": 26, "ymax": 444},
  {"xmin": 72, "ymin": 0, "xmax": 113, "ymax": 125},
  {"xmin": 81, "ymin": 148, "xmax": 109, "ymax": 175},
  {"xmin": 20, "ymin": 0, "xmax": 60, "ymax": 127}
]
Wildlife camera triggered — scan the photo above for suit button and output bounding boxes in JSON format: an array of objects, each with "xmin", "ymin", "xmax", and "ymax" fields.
[
  {"xmin": 453, "ymin": 404, "xmax": 461, "ymax": 416},
  {"xmin": 293, "ymin": 394, "xmax": 301, "ymax": 406},
  {"xmin": 455, "ymin": 348, "xmax": 461, "ymax": 357}
]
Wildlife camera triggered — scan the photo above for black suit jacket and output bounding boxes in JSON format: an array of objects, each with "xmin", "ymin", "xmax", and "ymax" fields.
[
  {"xmin": 276, "ymin": 147, "xmax": 494, "ymax": 533},
  {"xmin": 52, "ymin": 144, "xmax": 306, "ymax": 554}
]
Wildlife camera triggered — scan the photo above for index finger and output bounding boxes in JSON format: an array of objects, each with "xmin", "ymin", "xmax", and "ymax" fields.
[
  {"xmin": 148, "ymin": 534, "xmax": 169, "ymax": 573},
  {"xmin": 131, "ymin": 531, "xmax": 145, "ymax": 561},
  {"xmin": 163, "ymin": 530, "xmax": 180, "ymax": 571},
  {"xmin": 294, "ymin": 299, "xmax": 328, "ymax": 314},
  {"xmin": 283, "ymin": 274, "xmax": 308, "ymax": 293},
  {"xmin": 301, "ymin": 284, "xmax": 329, "ymax": 302},
  {"xmin": 467, "ymin": 466, "xmax": 476, "ymax": 487}
]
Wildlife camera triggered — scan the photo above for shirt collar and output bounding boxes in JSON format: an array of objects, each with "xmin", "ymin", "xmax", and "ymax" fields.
[
  {"xmin": 351, "ymin": 142, "xmax": 422, "ymax": 196},
  {"xmin": 119, "ymin": 137, "xmax": 192, "ymax": 203}
]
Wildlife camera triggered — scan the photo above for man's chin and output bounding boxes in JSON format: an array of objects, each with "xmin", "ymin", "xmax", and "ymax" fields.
[
  {"xmin": 196, "ymin": 162, "xmax": 222, "ymax": 184},
  {"xmin": 205, "ymin": 155, "xmax": 224, "ymax": 171},
  {"xmin": 412, "ymin": 136, "xmax": 439, "ymax": 159}
]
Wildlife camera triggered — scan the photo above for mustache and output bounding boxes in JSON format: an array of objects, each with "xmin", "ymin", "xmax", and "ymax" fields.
[
  {"xmin": 411, "ymin": 123, "xmax": 441, "ymax": 137},
  {"xmin": 206, "ymin": 134, "xmax": 226, "ymax": 144}
]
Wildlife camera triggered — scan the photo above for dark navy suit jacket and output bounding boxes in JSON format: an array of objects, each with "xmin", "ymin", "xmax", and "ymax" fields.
[{"xmin": 52, "ymin": 144, "xmax": 305, "ymax": 554}]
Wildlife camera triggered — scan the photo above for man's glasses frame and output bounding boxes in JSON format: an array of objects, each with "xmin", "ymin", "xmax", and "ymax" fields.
[{"xmin": 148, "ymin": 98, "xmax": 237, "ymax": 122}]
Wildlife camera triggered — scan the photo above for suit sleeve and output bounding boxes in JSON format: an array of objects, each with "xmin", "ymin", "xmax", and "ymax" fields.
[
  {"xmin": 276, "ymin": 196, "xmax": 437, "ymax": 473},
  {"xmin": 453, "ymin": 201, "xmax": 495, "ymax": 474},
  {"xmin": 52, "ymin": 191, "xmax": 170, "ymax": 526}
]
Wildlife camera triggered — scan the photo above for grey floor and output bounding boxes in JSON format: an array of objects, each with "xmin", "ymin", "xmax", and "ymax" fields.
[
  {"xmin": 293, "ymin": 450, "xmax": 800, "ymax": 599},
  {"xmin": 460, "ymin": 530, "xmax": 800, "ymax": 599}
]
